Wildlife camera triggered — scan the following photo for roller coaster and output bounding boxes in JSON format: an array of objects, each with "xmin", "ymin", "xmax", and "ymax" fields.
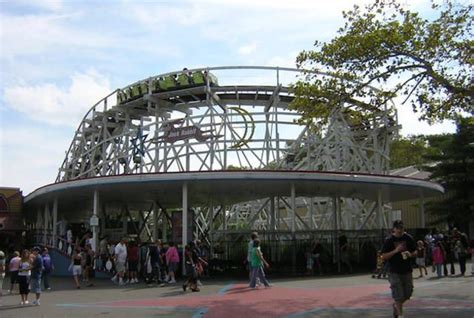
[{"xmin": 23, "ymin": 66, "xmax": 446, "ymax": 272}]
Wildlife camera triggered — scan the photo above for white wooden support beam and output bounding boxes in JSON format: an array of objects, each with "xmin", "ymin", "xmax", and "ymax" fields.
[{"xmin": 182, "ymin": 182, "xmax": 188, "ymax": 275}]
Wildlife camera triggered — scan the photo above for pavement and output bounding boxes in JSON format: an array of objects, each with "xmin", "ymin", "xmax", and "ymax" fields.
[{"xmin": 0, "ymin": 268, "xmax": 473, "ymax": 318}]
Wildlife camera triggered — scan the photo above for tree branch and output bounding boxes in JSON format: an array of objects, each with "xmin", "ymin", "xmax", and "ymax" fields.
[{"xmin": 401, "ymin": 73, "xmax": 427, "ymax": 105}]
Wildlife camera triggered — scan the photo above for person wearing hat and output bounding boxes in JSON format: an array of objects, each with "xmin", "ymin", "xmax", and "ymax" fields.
[
  {"xmin": 0, "ymin": 250, "xmax": 5, "ymax": 306},
  {"xmin": 381, "ymin": 220, "xmax": 417, "ymax": 318}
]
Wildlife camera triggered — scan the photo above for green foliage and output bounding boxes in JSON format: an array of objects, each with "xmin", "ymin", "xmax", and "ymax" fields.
[
  {"xmin": 291, "ymin": 0, "xmax": 473, "ymax": 124},
  {"xmin": 390, "ymin": 135, "xmax": 443, "ymax": 169},
  {"xmin": 424, "ymin": 116, "xmax": 474, "ymax": 225},
  {"xmin": 226, "ymin": 165, "xmax": 248, "ymax": 170}
]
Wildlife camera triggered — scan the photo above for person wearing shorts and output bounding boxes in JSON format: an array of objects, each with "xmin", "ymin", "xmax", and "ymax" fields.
[
  {"xmin": 8, "ymin": 251, "xmax": 20, "ymax": 294},
  {"xmin": 72, "ymin": 248, "xmax": 83, "ymax": 289},
  {"xmin": 165, "ymin": 242, "xmax": 179, "ymax": 284},
  {"xmin": 114, "ymin": 237, "xmax": 128, "ymax": 286},
  {"xmin": 382, "ymin": 220, "xmax": 417, "ymax": 318},
  {"xmin": 30, "ymin": 247, "xmax": 43, "ymax": 306},
  {"xmin": 415, "ymin": 240, "xmax": 428, "ymax": 277},
  {"xmin": 18, "ymin": 249, "xmax": 31, "ymax": 305},
  {"xmin": 127, "ymin": 240, "xmax": 139, "ymax": 284}
]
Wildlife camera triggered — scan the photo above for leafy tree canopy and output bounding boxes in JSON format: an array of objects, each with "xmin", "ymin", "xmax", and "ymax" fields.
[
  {"xmin": 424, "ymin": 116, "xmax": 474, "ymax": 225},
  {"xmin": 291, "ymin": 0, "xmax": 473, "ymax": 125},
  {"xmin": 390, "ymin": 135, "xmax": 445, "ymax": 169}
]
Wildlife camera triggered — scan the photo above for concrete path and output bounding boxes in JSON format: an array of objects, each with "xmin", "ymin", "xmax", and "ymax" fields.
[{"xmin": 1, "ymin": 271, "xmax": 473, "ymax": 317}]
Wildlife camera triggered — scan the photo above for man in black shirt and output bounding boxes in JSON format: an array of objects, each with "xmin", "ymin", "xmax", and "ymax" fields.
[{"xmin": 381, "ymin": 220, "xmax": 417, "ymax": 318}]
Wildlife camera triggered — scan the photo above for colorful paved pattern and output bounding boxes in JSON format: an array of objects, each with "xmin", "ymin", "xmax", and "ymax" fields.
[{"xmin": 58, "ymin": 282, "xmax": 474, "ymax": 318}]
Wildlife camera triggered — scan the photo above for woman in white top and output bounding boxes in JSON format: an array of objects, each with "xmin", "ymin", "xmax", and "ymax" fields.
[{"xmin": 18, "ymin": 249, "xmax": 31, "ymax": 305}]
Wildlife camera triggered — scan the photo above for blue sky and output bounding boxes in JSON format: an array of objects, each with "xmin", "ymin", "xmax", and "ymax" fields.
[{"xmin": 0, "ymin": 0, "xmax": 457, "ymax": 194}]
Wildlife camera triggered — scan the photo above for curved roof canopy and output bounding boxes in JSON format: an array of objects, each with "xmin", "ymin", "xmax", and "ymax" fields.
[{"xmin": 25, "ymin": 170, "xmax": 443, "ymax": 211}]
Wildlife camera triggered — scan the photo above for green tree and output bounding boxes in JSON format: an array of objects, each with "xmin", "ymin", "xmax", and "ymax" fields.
[
  {"xmin": 424, "ymin": 117, "xmax": 474, "ymax": 227},
  {"xmin": 291, "ymin": 0, "xmax": 473, "ymax": 124},
  {"xmin": 390, "ymin": 135, "xmax": 442, "ymax": 169}
]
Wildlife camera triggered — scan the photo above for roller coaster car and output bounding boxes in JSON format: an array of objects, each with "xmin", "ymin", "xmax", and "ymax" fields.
[
  {"xmin": 117, "ymin": 71, "xmax": 219, "ymax": 105},
  {"xmin": 205, "ymin": 72, "xmax": 219, "ymax": 86}
]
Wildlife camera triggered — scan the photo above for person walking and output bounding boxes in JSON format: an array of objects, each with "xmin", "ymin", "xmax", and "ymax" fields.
[
  {"xmin": 71, "ymin": 247, "xmax": 83, "ymax": 289},
  {"xmin": 7, "ymin": 251, "xmax": 20, "ymax": 294},
  {"xmin": 18, "ymin": 249, "xmax": 31, "ymax": 305},
  {"xmin": 442, "ymin": 235, "xmax": 455, "ymax": 276},
  {"xmin": 30, "ymin": 247, "xmax": 43, "ymax": 306},
  {"xmin": 339, "ymin": 235, "xmax": 352, "ymax": 274},
  {"xmin": 42, "ymin": 248, "xmax": 54, "ymax": 290},
  {"xmin": 127, "ymin": 240, "xmax": 139, "ymax": 284},
  {"xmin": 98, "ymin": 235, "xmax": 109, "ymax": 271},
  {"xmin": 147, "ymin": 240, "xmax": 163, "ymax": 286},
  {"xmin": 0, "ymin": 250, "xmax": 5, "ymax": 306},
  {"xmin": 247, "ymin": 232, "xmax": 258, "ymax": 279},
  {"xmin": 83, "ymin": 244, "xmax": 95, "ymax": 286},
  {"xmin": 114, "ymin": 237, "xmax": 128, "ymax": 286},
  {"xmin": 432, "ymin": 241, "xmax": 445, "ymax": 278},
  {"xmin": 415, "ymin": 240, "xmax": 428, "ymax": 278},
  {"xmin": 453, "ymin": 229, "xmax": 469, "ymax": 277},
  {"xmin": 312, "ymin": 240, "xmax": 323, "ymax": 275},
  {"xmin": 249, "ymin": 239, "xmax": 271, "ymax": 289},
  {"xmin": 165, "ymin": 242, "xmax": 179, "ymax": 284},
  {"xmin": 381, "ymin": 220, "xmax": 417, "ymax": 318},
  {"xmin": 182, "ymin": 242, "xmax": 206, "ymax": 292},
  {"xmin": 469, "ymin": 239, "xmax": 474, "ymax": 275}
]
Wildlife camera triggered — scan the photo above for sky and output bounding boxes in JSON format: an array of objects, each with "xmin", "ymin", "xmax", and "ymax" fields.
[{"xmin": 0, "ymin": 0, "xmax": 457, "ymax": 195}]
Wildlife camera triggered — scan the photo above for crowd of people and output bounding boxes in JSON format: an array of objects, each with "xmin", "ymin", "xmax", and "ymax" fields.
[
  {"xmin": 1, "ymin": 224, "xmax": 473, "ymax": 312},
  {"xmin": 372, "ymin": 226, "xmax": 474, "ymax": 280},
  {"xmin": 67, "ymin": 234, "xmax": 211, "ymax": 291},
  {"xmin": 380, "ymin": 221, "xmax": 473, "ymax": 318},
  {"xmin": 0, "ymin": 246, "xmax": 53, "ymax": 306},
  {"xmin": 0, "ymin": 234, "xmax": 213, "ymax": 306}
]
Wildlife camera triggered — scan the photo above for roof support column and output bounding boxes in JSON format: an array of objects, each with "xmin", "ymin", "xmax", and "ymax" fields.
[
  {"xmin": 291, "ymin": 183, "xmax": 296, "ymax": 233},
  {"xmin": 152, "ymin": 202, "xmax": 159, "ymax": 242},
  {"xmin": 162, "ymin": 209, "xmax": 168, "ymax": 242},
  {"xmin": 419, "ymin": 192, "xmax": 425, "ymax": 228},
  {"xmin": 270, "ymin": 196, "xmax": 276, "ymax": 261},
  {"xmin": 291, "ymin": 183, "xmax": 296, "ymax": 273},
  {"xmin": 36, "ymin": 207, "xmax": 42, "ymax": 245},
  {"xmin": 208, "ymin": 202, "xmax": 214, "ymax": 256},
  {"xmin": 182, "ymin": 182, "xmax": 188, "ymax": 275},
  {"xmin": 91, "ymin": 189, "xmax": 99, "ymax": 252},
  {"xmin": 122, "ymin": 205, "xmax": 128, "ymax": 237},
  {"xmin": 52, "ymin": 197, "xmax": 58, "ymax": 249},
  {"xmin": 377, "ymin": 190, "xmax": 384, "ymax": 229},
  {"xmin": 333, "ymin": 196, "xmax": 341, "ymax": 273},
  {"xmin": 270, "ymin": 196, "xmax": 276, "ymax": 231},
  {"xmin": 43, "ymin": 203, "xmax": 49, "ymax": 246}
]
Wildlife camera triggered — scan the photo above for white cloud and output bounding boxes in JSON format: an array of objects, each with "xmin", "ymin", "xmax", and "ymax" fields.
[
  {"xmin": 0, "ymin": 12, "xmax": 116, "ymax": 59},
  {"xmin": 3, "ymin": 70, "xmax": 112, "ymax": 127},
  {"xmin": 396, "ymin": 102, "xmax": 456, "ymax": 136},
  {"xmin": 122, "ymin": 2, "xmax": 205, "ymax": 29},
  {"xmin": 266, "ymin": 53, "xmax": 298, "ymax": 68},
  {"xmin": 13, "ymin": 0, "xmax": 64, "ymax": 12},
  {"xmin": 0, "ymin": 126, "xmax": 71, "ymax": 194},
  {"xmin": 238, "ymin": 43, "xmax": 257, "ymax": 55}
]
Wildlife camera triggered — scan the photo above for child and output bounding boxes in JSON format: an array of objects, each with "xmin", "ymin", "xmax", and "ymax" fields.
[
  {"xmin": 416, "ymin": 240, "xmax": 428, "ymax": 277},
  {"xmin": 432, "ymin": 241, "xmax": 444, "ymax": 278},
  {"xmin": 372, "ymin": 250, "xmax": 387, "ymax": 279}
]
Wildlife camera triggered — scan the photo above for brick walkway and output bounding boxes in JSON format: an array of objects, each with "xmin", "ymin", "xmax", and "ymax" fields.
[{"xmin": 1, "ymin": 270, "xmax": 473, "ymax": 317}]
